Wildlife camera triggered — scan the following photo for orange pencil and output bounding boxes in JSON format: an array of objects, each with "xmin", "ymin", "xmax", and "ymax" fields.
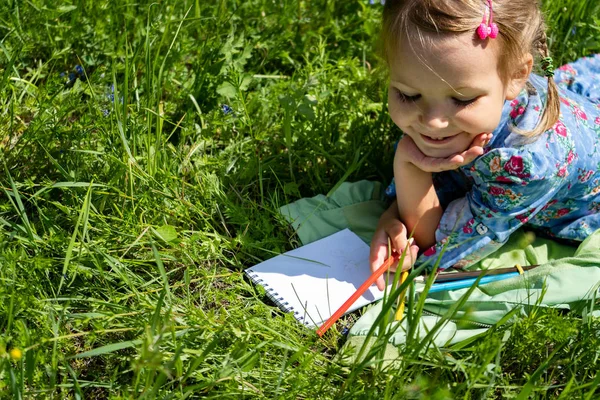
[{"xmin": 316, "ymin": 252, "xmax": 400, "ymax": 337}]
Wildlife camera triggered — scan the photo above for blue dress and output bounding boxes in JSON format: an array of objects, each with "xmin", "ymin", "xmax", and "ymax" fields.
[{"xmin": 386, "ymin": 54, "xmax": 600, "ymax": 270}]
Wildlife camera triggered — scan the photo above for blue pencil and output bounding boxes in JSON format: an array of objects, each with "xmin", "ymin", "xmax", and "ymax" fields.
[{"xmin": 428, "ymin": 272, "xmax": 521, "ymax": 293}]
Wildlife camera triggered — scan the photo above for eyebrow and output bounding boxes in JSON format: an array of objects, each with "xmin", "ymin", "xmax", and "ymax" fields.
[
  {"xmin": 390, "ymin": 80, "xmax": 413, "ymax": 89},
  {"xmin": 390, "ymin": 80, "xmax": 484, "ymax": 96}
]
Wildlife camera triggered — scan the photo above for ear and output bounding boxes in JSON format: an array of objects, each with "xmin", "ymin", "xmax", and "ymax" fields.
[{"xmin": 505, "ymin": 53, "xmax": 533, "ymax": 100}]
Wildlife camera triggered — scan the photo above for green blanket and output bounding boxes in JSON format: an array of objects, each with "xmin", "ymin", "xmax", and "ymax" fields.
[{"xmin": 280, "ymin": 180, "xmax": 600, "ymax": 354}]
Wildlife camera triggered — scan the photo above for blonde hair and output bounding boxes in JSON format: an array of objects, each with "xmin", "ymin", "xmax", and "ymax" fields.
[{"xmin": 382, "ymin": 0, "xmax": 560, "ymax": 137}]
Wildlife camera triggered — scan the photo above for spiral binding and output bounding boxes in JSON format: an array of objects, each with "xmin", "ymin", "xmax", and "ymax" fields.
[{"xmin": 245, "ymin": 269, "xmax": 310, "ymax": 325}]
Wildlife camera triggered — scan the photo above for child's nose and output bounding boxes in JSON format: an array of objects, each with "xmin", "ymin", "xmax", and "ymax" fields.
[{"xmin": 419, "ymin": 106, "xmax": 450, "ymax": 129}]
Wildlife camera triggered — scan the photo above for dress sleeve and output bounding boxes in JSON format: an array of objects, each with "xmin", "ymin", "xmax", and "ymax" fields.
[{"xmin": 414, "ymin": 145, "xmax": 572, "ymax": 270}]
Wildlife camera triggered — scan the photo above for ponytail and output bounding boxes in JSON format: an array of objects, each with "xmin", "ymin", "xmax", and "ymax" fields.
[{"xmin": 522, "ymin": 29, "xmax": 561, "ymax": 138}]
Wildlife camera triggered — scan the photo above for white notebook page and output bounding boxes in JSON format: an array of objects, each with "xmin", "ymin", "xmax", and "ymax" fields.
[{"xmin": 245, "ymin": 229, "xmax": 390, "ymax": 328}]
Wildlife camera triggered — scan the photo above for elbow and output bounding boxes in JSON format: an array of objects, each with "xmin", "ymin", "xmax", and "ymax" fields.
[{"xmin": 402, "ymin": 207, "xmax": 442, "ymax": 250}]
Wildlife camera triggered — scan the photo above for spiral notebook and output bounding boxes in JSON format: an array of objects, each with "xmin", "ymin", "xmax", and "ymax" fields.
[{"xmin": 245, "ymin": 229, "xmax": 389, "ymax": 328}]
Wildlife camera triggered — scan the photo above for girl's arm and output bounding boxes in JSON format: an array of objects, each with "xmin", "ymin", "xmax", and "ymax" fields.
[
  {"xmin": 394, "ymin": 157, "xmax": 441, "ymax": 249},
  {"xmin": 393, "ymin": 134, "xmax": 492, "ymax": 249}
]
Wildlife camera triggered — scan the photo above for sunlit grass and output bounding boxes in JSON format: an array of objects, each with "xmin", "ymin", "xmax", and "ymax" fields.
[{"xmin": 0, "ymin": 0, "xmax": 599, "ymax": 397}]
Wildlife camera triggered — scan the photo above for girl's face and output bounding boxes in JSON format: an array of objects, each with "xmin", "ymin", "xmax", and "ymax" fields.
[{"xmin": 388, "ymin": 33, "xmax": 525, "ymax": 158}]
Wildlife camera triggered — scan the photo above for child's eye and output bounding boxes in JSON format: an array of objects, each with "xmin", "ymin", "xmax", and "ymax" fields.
[
  {"xmin": 452, "ymin": 97, "xmax": 478, "ymax": 107},
  {"xmin": 395, "ymin": 89, "xmax": 421, "ymax": 103}
]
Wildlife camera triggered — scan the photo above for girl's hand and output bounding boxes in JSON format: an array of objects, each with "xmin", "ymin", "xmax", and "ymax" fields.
[
  {"xmin": 369, "ymin": 201, "xmax": 420, "ymax": 291},
  {"xmin": 397, "ymin": 133, "xmax": 492, "ymax": 173}
]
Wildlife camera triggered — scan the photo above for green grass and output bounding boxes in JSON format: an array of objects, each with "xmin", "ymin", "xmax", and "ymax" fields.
[{"xmin": 0, "ymin": 0, "xmax": 599, "ymax": 398}]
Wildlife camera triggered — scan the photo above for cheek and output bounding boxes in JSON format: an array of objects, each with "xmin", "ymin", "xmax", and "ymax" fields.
[
  {"xmin": 388, "ymin": 95, "xmax": 413, "ymax": 128},
  {"xmin": 456, "ymin": 101, "xmax": 503, "ymax": 132},
  {"xmin": 455, "ymin": 112, "xmax": 492, "ymax": 131}
]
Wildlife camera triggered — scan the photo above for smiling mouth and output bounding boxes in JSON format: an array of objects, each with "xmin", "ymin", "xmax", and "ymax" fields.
[{"xmin": 420, "ymin": 133, "xmax": 456, "ymax": 144}]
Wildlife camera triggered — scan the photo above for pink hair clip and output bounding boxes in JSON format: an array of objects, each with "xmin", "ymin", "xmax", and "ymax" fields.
[{"xmin": 477, "ymin": 0, "xmax": 499, "ymax": 40}]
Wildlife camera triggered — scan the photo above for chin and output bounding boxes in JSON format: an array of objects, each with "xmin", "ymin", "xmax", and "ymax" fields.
[{"xmin": 418, "ymin": 146, "xmax": 463, "ymax": 159}]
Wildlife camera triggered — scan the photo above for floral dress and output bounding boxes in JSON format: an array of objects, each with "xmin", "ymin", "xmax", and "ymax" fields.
[{"xmin": 386, "ymin": 54, "xmax": 600, "ymax": 270}]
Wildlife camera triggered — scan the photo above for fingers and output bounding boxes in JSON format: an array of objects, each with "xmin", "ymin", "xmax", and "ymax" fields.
[
  {"xmin": 471, "ymin": 132, "xmax": 492, "ymax": 147},
  {"xmin": 370, "ymin": 224, "xmax": 397, "ymax": 291},
  {"xmin": 460, "ymin": 146, "xmax": 484, "ymax": 163},
  {"xmin": 398, "ymin": 244, "xmax": 420, "ymax": 272},
  {"xmin": 371, "ymin": 237, "xmax": 418, "ymax": 291},
  {"xmin": 483, "ymin": 132, "xmax": 493, "ymax": 146},
  {"xmin": 373, "ymin": 246, "xmax": 389, "ymax": 291},
  {"xmin": 387, "ymin": 221, "xmax": 409, "ymax": 256},
  {"xmin": 370, "ymin": 219, "xmax": 412, "ymax": 291},
  {"xmin": 370, "ymin": 228, "xmax": 390, "ymax": 290},
  {"xmin": 377, "ymin": 242, "xmax": 419, "ymax": 290},
  {"xmin": 376, "ymin": 224, "xmax": 408, "ymax": 290},
  {"xmin": 456, "ymin": 133, "xmax": 493, "ymax": 166},
  {"xmin": 467, "ymin": 133, "xmax": 494, "ymax": 151},
  {"xmin": 421, "ymin": 154, "xmax": 464, "ymax": 172},
  {"xmin": 433, "ymin": 132, "xmax": 494, "ymax": 171}
]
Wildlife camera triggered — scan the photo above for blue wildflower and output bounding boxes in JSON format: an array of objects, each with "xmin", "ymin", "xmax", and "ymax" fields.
[
  {"xmin": 221, "ymin": 104, "xmax": 233, "ymax": 115},
  {"xmin": 75, "ymin": 65, "xmax": 84, "ymax": 75},
  {"xmin": 102, "ymin": 109, "xmax": 110, "ymax": 117},
  {"xmin": 103, "ymin": 85, "xmax": 124, "ymax": 103},
  {"xmin": 65, "ymin": 72, "xmax": 77, "ymax": 87},
  {"xmin": 105, "ymin": 84, "xmax": 124, "ymax": 103},
  {"xmin": 60, "ymin": 72, "xmax": 66, "ymax": 78}
]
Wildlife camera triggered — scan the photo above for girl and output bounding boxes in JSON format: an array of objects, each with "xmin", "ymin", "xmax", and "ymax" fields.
[{"xmin": 370, "ymin": 0, "xmax": 600, "ymax": 290}]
